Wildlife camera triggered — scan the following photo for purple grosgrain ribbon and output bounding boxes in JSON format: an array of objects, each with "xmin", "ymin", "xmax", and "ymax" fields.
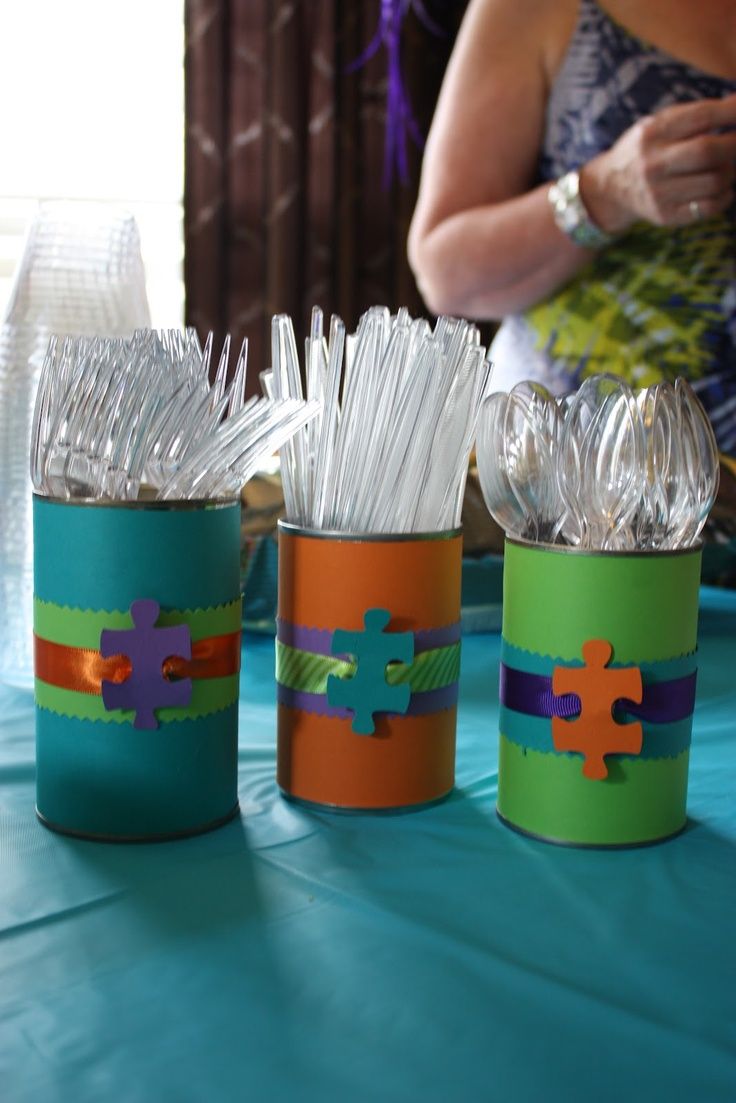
[{"xmin": 499, "ymin": 663, "xmax": 697, "ymax": 724}]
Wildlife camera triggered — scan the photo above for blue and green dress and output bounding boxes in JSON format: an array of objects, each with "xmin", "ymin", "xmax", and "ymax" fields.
[{"xmin": 489, "ymin": 0, "xmax": 736, "ymax": 452}]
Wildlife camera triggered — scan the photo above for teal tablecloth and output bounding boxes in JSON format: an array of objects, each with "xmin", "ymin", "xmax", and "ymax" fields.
[{"xmin": 1, "ymin": 588, "xmax": 735, "ymax": 1102}]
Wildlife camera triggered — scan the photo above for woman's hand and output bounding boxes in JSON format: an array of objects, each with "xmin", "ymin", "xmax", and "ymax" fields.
[{"xmin": 582, "ymin": 93, "xmax": 736, "ymax": 233}]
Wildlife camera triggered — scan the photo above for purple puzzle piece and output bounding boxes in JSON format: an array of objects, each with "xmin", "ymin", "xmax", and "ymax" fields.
[{"xmin": 100, "ymin": 599, "xmax": 192, "ymax": 729}]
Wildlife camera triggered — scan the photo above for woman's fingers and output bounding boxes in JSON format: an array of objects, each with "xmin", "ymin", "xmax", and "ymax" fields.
[
  {"xmin": 647, "ymin": 92, "xmax": 736, "ymax": 143},
  {"xmin": 671, "ymin": 189, "xmax": 735, "ymax": 227},
  {"xmin": 660, "ymin": 166, "xmax": 735, "ymax": 203},
  {"xmin": 655, "ymin": 131, "xmax": 736, "ymax": 177},
  {"xmin": 637, "ymin": 169, "xmax": 734, "ymax": 227},
  {"xmin": 643, "ymin": 135, "xmax": 735, "ymax": 225},
  {"xmin": 625, "ymin": 100, "xmax": 736, "ymax": 226}
]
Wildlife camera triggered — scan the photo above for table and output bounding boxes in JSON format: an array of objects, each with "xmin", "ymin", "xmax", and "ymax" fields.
[{"xmin": 2, "ymin": 587, "xmax": 735, "ymax": 1102}]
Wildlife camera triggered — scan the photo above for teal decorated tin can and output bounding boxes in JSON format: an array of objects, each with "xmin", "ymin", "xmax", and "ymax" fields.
[
  {"xmin": 497, "ymin": 538, "xmax": 702, "ymax": 848},
  {"xmin": 33, "ymin": 496, "xmax": 243, "ymax": 841}
]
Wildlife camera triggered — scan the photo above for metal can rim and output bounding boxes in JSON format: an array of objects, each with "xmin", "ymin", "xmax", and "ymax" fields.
[
  {"xmin": 33, "ymin": 493, "xmax": 239, "ymax": 512},
  {"xmin": 278, "ymin": 520, "xmax": 462, "ymax": 543},
  {"xmin": 505, "ymin": 535, "xmax": 703, "ymax": 559}
]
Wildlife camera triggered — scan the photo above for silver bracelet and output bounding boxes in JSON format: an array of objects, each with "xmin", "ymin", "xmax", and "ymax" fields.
[{"xmin": 547, "ymin": 170, "xmax": 615, "ymax": 249}]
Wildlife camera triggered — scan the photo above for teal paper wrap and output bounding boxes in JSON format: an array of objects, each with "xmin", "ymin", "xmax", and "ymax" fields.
[{"xmin": 33, "ymin": 497, "xmax": 242, "ymax": 841}]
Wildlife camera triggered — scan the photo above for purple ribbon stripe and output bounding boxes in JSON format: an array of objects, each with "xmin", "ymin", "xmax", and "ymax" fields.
[
  {"xmin": 499, "ymin": 663, "xmax": 697, "ymax": 725},
  {"xmin": 278, "ymin": 682, "xmax": 458, "ymax": 718},
  {"xmin": 276, "ymin": 618, "xmax": 461, "ymax": 658}
]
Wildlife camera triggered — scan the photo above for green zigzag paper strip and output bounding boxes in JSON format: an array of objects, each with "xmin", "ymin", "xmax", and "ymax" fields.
[
  {"xmin": 34, "ymin": 597, "xmax": 243, "ymax": 648},
  {"xmin": 500, "ymin": 639, "xmax": 698, "ymax": 681},
  {"xmin": 35, "ymin": 674, "xmax": 240, "ymax": 725},
  {"xmin": 275, "ymin": 640, "xmax": 461, "ymax": 696}
]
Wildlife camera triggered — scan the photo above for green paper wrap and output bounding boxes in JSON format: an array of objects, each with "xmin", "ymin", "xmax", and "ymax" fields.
[
  {"xmin": 497, "ymin": 539, "xmax": 702, "ymax": 847},
  {"xmin": 33, "ymin": 497, "xmax": 242, "ymax": 842}
]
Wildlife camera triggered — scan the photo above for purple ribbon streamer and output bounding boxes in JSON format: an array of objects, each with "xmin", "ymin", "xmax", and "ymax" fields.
[
  {"xmin": 347, "ymin": 0, "xmax": 442, "ymax": 187},
  {"xmin": 499, "ymin": 664, "xmax": 697, "ymax": 725},
  {"xmin": 278, "ymin": 681, "xmax": 458, "ymax": 718}
]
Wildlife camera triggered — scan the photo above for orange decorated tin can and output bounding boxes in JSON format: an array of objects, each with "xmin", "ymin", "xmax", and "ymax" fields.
[{"xmin": 276, "ymin": 522, "xmax": 463, "ymax": 811}]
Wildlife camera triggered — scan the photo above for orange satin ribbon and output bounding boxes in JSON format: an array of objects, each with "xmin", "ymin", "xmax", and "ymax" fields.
[{"xmin": 34, "ymin": 632, "xmax": 242, "ymax": 696}]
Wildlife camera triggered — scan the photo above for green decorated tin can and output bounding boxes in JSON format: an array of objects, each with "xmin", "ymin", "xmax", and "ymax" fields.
[
  {"xmin": 497, "ymin": 538, "xmax": 702, "ymax": 847},
  {"xmin": 33, "ymin": 496, "xmax": 242, "ymax": 841}
]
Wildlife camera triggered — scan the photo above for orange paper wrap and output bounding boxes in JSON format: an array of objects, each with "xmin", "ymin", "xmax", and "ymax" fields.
[{"xmin": 276, "ymin": 524, "xmax": 463, "ymax": 810}]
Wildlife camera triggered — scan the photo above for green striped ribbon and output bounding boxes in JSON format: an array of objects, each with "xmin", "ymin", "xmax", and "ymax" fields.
[
  {"xmin": 275, "ymin": 639, "xmax": 461, "ymax": 695},
  {"xmin": 35, "ymin": 676, "xmax": 240, "ymax": 726}
]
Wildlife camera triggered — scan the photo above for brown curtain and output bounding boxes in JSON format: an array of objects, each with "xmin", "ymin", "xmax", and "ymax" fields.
[{"xmin": 184, "ymin": 1, "xmax": 465, "ymax": 390}]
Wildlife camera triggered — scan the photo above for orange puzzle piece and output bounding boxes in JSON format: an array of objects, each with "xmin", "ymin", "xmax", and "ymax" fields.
[{"xmin": 552, "ymin": 639, "xmax": 643, "ymax": 780}]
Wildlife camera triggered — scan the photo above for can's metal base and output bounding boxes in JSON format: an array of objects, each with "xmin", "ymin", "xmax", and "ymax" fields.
[
  {"xmin": 36, "ymin": 802, "xmax": 241, "ymax": 844},
  {"xmin": 279, "ymin": 788, "xmax": 453, "ymax": 816},
  {"xmin": 496, "ymin": 807, "xmax": 686, "ymax": 850}
]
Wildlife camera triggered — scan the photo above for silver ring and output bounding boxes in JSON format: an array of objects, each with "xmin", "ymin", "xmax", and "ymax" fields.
[{"xmin": 689, "ymin": 199, "xmax": 702, "ymax": 222}]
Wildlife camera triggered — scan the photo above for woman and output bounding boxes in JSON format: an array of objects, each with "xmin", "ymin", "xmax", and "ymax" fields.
[{"xmin": 408, "ymin": 0, "xmax": 736, "ymax": 450}]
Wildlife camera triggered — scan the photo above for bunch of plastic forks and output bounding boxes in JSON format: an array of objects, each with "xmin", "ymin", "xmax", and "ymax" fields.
[{"xmin": 31, "ymin": 329, "xmax": 319, "ymax": 502}]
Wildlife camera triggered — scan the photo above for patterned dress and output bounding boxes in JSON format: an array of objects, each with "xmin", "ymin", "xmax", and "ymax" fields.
[{"xmin": 489, "ymin": 0, "xmax": 736, "ymax": 451}]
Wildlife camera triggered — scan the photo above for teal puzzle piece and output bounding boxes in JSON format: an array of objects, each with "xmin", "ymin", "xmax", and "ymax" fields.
[{"xmin": 327, "ymin": 608, "xmax": 414, "ymax": 735}]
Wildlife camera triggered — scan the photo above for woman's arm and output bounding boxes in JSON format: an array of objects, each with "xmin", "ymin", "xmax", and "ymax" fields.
[
  {"xmin": 408, "ymin": 0, "xmax": 736, "ymax": 321},
  {"xmin": 408, "ymin": 0, "xmax": 590, "ymax": 320}
]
